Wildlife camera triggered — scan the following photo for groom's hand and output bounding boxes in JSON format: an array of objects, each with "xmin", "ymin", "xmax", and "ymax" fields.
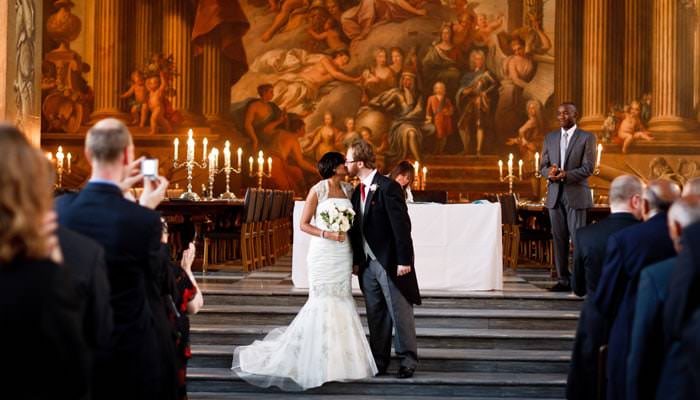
[{"xmin": 397, "ymin": 265, "xmax": 411, "ymax": 276}]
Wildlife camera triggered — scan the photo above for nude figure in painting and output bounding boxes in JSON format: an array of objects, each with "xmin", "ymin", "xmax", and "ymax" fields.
[{"xmin": 617, "ymin": 101, "xmax": 654, "ymax": 153}]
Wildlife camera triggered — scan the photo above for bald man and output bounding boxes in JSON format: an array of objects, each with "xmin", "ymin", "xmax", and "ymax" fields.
[
  {"xmin": 593, "ymin": 179, "xmax": 681, "ymax": 400},
  {"xmin": 682, "ymin": 177, "xmax": 700, "ymax": 197}
]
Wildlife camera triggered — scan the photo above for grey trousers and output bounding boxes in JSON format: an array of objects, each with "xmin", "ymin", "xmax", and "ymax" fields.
[
  {"xmin": 548, "ymin": 192, "xmax": 587, "ymax": 285},
  {"xmin": 362, "ymin": 259, "xmax": 418, "ymax": 370}
]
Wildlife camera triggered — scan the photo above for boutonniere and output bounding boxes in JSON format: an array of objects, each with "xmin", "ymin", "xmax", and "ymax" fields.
[{"xmin": 369, "ymin": 184, "xmax": 378, "ymax": 192}]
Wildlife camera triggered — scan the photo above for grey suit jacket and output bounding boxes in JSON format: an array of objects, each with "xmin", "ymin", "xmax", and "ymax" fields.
[{"xmin": 539, "ymin": 128, "xmax": 596, "ymax": 209}]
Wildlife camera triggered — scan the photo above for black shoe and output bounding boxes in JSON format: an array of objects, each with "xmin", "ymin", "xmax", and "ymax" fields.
[
  {"xmin": 375, "ymin": 368, "xmax": 388, "ymax": 377},
  {"xmin": 549, "ymin": 282, "xmax": 571, "ymax": 292},
  {"xmin": 397, "ymin": 366, "xmax": 415, "ymax": 379}
]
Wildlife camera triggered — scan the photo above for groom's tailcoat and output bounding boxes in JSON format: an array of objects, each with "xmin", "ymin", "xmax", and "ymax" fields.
[{"xmin": 350, "ymin": 174, "xmax": 421, "ymax": 305}]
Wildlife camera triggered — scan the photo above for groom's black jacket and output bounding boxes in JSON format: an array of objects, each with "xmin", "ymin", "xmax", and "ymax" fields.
[{"xmin": 350, "ymin": 173, "xmax": 421, "ymax": 305}]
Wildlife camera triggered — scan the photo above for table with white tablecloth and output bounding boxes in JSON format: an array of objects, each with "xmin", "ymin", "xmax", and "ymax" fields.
[{"xmin": 292, "ymin": 202, "xmax": 503, "ymax": 291}]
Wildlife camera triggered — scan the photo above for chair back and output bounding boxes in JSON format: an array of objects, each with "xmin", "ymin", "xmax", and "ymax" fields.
[
  {"xmin": 497, "ymin": 193, "xmax": 518, "ymax": 225},
  {"xmin": 270, "ymin": 190, "xmax": 283, "ymax": 220},
  {"xmin": 253, "ymin": 189, "xmax": 266, "ymax": 223},
  {"xmin": 261, "ymin": 189, "xmax": 274, "ymax": 222},
  {"xmin": 244, "ymin": 188, "xmax": 258, "ymax": 223}
]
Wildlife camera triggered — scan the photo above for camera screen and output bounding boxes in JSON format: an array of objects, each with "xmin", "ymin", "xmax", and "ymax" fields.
[{"xmin": 142, "ymin": 159, "xmax": 158, "ymax": 177}]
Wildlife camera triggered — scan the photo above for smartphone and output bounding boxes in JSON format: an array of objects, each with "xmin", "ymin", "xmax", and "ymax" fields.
[{"xmin": 141, "ymin": 158, "xmax": 159, "ymax": 180}]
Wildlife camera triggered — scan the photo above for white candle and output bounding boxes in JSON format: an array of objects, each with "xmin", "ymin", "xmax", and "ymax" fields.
[
  {"xmin": 414, "ymin": 161, "xmax": 419, "ymax": 173},
  {"xmin": 518, "ymin": 159, "xmax": 523, "ymax": 180},
  {"xmin": 507, "ymin": 153, "xmax": 513, "ymax": 176},
  {"xmin": 46, "ymin": 152, "xmax": 53, "ymax": 161},
  {"xmin": 268, "ymin": 157, "xmax": 272, "ymax": 174},
  {"xmin": 498, "ymin": 160, "xmax": 503, "ymax": 178},
  {"xmin": 187, "ymin": 129, "xmax": 195, "ymax": 162},
  {"xmin": 249, "ymin": 156, "xmax": 254, "ymax": 173},
  {"xmin": 214, "ymin": 148, "xmax": 219, "ymax": 169},
  {"xmin": 258, "ymin": 155, "xmax": 264, "ymax": 173},
  {"xmin": 208, "ymin": 151, "xmax": 215, "ymax": 172},
  {"xmin": 224, "ymin": 146, "xmax": 231, "ymax": 169},
  {"xmin": 202, "ymin": 138, "xmax": 208, "ymax": 161},
  {"xmin": 67, "ymin": 153, "xmax": 72, "ymax": 171},
  {"xmin": 422, "ymin": 167, "xmax": 427, "ymax": 189},
  {"xmin": 56, "ymin": 146, "xmax": 64, "ymax": 170},
  {"xmin": 535, "ymin": 151, "xmax": 540, "ymax": 172},
  {"xmin": 596, "ymin": 143, "xmax": 603, "ymax": 169},
  {"xmin": 237, "ymin": 147, "xmax": 242, "ymax": 169},
  {"xmin": 174, "ymin": 138, "xmax": 179, "ymax": 161}
]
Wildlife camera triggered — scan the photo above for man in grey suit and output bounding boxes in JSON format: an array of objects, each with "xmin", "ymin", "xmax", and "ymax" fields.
[{"xmin": 540, "ymin": 103, "xmax": 597, "ymax": 292}]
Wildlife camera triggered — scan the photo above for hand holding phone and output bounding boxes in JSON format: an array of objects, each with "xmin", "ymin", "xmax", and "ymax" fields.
[{"xmin": 141, "ymin": 158, "xmax": 159, "ymax": 180}]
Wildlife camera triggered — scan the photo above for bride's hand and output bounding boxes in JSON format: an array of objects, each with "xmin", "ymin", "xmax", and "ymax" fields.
[{"xmin": 327, "ymin": 232, "xmax": 346, "ymax": 242}]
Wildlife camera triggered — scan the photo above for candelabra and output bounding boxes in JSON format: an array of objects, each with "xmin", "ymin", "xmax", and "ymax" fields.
[
  {"xmin": 248, "ymin": 151, "xmax": 273, "ymax": 189},
  {"xmin": 174, "ymin": 157, "xmax": 207, "ymax": 201},
  {"xmin": 218, "ymin": 143, "xmax": 243, "ymax": 199},
  {"xmin": 498, "ymin": 154, "xmax": 523, "ymax": 195},
  {"xmin": 47, "ymin": 146, "xmax": 72, "ymax": 189}
]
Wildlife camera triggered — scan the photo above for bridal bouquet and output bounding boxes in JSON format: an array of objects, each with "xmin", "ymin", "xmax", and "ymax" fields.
[{"xmin": 320, "ymin": 205, "xmax": 355, "ymax": 233}]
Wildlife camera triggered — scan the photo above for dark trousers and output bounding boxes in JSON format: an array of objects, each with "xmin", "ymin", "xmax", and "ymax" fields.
[{"xmin": 548, "ymin": 192, "xmax": 587, "ymax": 285}]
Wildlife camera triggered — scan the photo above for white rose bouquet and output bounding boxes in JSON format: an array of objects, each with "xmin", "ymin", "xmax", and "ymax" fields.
[{"xmin": 319, "ymin": 205, "xmax": 355, "ymax": 233}]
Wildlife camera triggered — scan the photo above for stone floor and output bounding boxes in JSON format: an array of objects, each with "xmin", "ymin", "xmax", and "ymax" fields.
[{"xmin": 188, "ymin": 256, "xmax": 578, "ymax": 399}]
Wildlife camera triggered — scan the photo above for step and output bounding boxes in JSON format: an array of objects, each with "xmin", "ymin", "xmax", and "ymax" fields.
[
  {"xmin": 191, "ymin": 305, "xmax": 579, "ymax": 330},
  {"xmin": 189, "ymin": 345, "xmax": 570, "ymax": 374},
  {"xmin": 189, "ymin": 325, "xmax": 575, "ymax": 350},
  {"xmin": 201, "ymin": 288, "xmax": 583, "ymax": 311},
  {"xmin": 189, "ymin": 394, "xmax": 556, "ymax": 400},
  {"xmin": 187, "ymin": 368, "xmax": 566, "ymax": 398}
]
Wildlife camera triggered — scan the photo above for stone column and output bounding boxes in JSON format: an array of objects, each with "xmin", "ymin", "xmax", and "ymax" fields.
[
  {"xmin": 201, "ymin": 35, "xmax": 230, "ymax": 124},
  {"xmin": 623, "ymin": 0, "xmax": 652, "ymax": 103},
  {"xmin": 0, "ymin": 0, "xmax": 10, "ymax": 121},
  {"xmin": 91, "ymin": 0, "xmax": 127, "ymax": 120},
  {"xmin": 579, "ymin": 0, "xmax": 614, "ymax": 131},
  {"xmin": 133, "ymin": 0, "xmax": 161, "ymax": 67},
  {"xmin": 649, "ymin": 0, "xmax": 697, "ymax": 133},
  {"xmin": 554, "ymin": 0, "xmax": 583, "ymax": 107},
  {"xmin": 162, "ymin": 0, "xmax": 202, "ymax": 124}
]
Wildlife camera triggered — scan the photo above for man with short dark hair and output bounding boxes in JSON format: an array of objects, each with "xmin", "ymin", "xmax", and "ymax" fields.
[
  {"xmin": 56, "ymin": 118, "xmax": 174, "ymax": 400},
  {"xmin": 572, "ymin": 175, "xmax": 644, "ymax": 297},
  {"xmin": 539, "ymin": 102, "xmax": 597, "ymax": 292}
]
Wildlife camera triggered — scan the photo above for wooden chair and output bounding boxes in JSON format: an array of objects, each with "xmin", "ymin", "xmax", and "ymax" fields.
[
  {"xmin": 497, "ymin": 193, "xmax": 520, "ymax": 270},
  {"xmin": 262, "ymin": 190, "xmax": 278, "ymax": 266},
  {"xmin": 251, "ymin": 189, "xmax": 270, "ymax": 270}
]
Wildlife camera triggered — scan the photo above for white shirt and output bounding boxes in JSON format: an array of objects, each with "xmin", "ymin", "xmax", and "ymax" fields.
[
  {"xmin": 560, "ymin": 124, "xmax": 577, "ymax": 168},
  {"xmin": 360, "ymin": 169, "xmax": 378, "ymax": 261}
]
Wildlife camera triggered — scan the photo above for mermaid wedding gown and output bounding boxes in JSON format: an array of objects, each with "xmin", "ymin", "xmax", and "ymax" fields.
[{"xmin": 232, "ymin": 180, "xmax": 377, "ymax": 391}]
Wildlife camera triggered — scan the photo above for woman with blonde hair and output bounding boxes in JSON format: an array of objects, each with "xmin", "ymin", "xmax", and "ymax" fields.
[{"xmin": 0, "ymin": 123, "xmax": 89, "ymax": 399}]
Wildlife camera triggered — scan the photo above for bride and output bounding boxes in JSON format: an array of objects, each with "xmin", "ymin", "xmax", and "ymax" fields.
[{"xmin": 232, "ymin": 152, "xmax": 377, "ymax": 390}]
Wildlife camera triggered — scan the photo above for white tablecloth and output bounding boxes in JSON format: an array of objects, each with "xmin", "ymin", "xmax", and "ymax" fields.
[{"xmin": 292, "ymin": 202, "xmax": 503, "ymax": 291}]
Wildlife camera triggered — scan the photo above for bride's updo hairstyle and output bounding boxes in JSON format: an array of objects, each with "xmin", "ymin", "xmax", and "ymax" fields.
[{"xmin": 318, "ymin": 152, "xmax": 346, "ymax": 179}]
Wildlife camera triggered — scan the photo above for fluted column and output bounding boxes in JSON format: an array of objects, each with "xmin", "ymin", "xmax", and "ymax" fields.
[
  {"xmin": 133, "ymin": 0, "xmax": 161, "ymax": 66},
  {"xmin": 201, "ymin": 36, "xmax": 228, "ymax": 123},
  {"xmin": 649, "ymin": 0, "xmax": 697, "ymax": 133},
  {"xmin": 579, "ymin": 0, "xmax": 614, "ymax": 131},
  {"xmin": 163, "ymin": 0, "xmax": 202, "ymax": 123},
  {"xmin": 554, "ymin": 0, "xmax": 583, "ymax": 107},
  {"xmin": 92, "ymin": 0, "xmax": 127, "ymax": 120},
  {"xmin": 623, "ymin": 0, "xmax": 652, "ymax": 103}
]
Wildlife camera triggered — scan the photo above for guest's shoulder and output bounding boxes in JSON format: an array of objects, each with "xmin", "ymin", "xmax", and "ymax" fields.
[
  {"xmin": 544, "ymin": 130, "xmax": 559, "ymax": 141},
  {"xmin": 375, "ymin": 174, "xmax": 399, "ymax": 190},
  {"xmin": 54, "ymin": 192, "xmax": 78, "ymax": 210},
  {"xmin": 576, "ymin": 128, "xmax": 596, "ymax": 139}
]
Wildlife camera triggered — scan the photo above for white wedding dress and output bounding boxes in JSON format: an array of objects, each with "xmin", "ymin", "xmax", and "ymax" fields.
[{"xmin": 232, "ymin": 180, "xmax": 377, "ymax": 391}]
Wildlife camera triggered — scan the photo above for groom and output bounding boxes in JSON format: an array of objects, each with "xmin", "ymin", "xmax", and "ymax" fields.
[{"xmin": 346, "ymin": 140, "xmax": 421, "ymax": 379}]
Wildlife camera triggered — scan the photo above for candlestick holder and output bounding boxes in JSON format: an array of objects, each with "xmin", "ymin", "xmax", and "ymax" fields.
[
  {"xmin": 217, "ymin": 165, "xmax": 243, "ymax": 199},
  {"xmin": 249, "ymin": 168, "xmax": 272, "ymax": 189},
  {"xmin": 173, "ymin": 158, "xmax": 208, "ymax": 201},
  {"xmin": 500, "ymin": 172, "xmax": 521, "ymax": 194},
  {"xmin": 55, "ymin": 161, "xmax": 72, "ymax": 189}
]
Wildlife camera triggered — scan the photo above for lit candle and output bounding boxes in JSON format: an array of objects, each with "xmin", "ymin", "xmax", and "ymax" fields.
[
  {"xmin": 518, "ymin": 159, "xmax": 523, "ymax": 180},
  {"xmin": 498, "ymin": 160, "xmax": 503, "ymax": 178},
  {"xmin": 186, "ymin": 129, "xmax": 195, "ymax": 162},
  {"xmin": 208, "ymin": 150, "xmax": 215, "ymax": 172},
  {"xmin": 596, "ymin": 143, "xmax": 603, "ymax": 169},
  {"xmin": 213, "ymin": 148, "xmax": 220, "ymax": 170},
  {"xmin": 258, "ymin": 151, "xmax": 264, "ymax": 173},
  {"xmin": 67, "ymin": 153, "xmax": 72, "ymax": 171},
  {"xmin": 414, "ymin": 161, "xmax": 419, "ymax": 173},
  {"xmin": 249, "ymin": 156, "xmax": 254, "ymax": 173},
  {"xmin": 422, "ymin": 166, "xmax": 427, "ymax": 189},
  {"xmin": 237, "ymin": 147, "xmax": 242, "ymax": 169},
  {"xmin": 46, "ymin": 152, "xmax": 53, "ymax": 161},
  {"xmin": 202, "ymin": 138, "xmax": 208, "ymax": 161},
  {"xmin": 534, "ymin": 151, "xmax": 540, "ymax": 172},
  {"xmin": 56, "ymin": 146, "xmax": 64, "ymax": 170},
  {"xmin": 268, "ymin": 157, "xmax": 272, "ymax": 174},
  {"xmin": 507, "ymin": 153, "xmax": 514, "ymax": 177},
  {"xmin": 174, "ymin": 138, "xmax": 179, "ymax": 161},
  {"xmin": 223, "ymin": 142, "xmax": 231, "ymax": 169}
]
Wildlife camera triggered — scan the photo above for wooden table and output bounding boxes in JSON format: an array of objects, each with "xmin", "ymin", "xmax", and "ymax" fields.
[{"xmin": 157, "ymin": 199, "xmax": 244, "ymax": 269}]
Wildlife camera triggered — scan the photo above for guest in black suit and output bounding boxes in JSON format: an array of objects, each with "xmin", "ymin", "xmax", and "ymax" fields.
[
  {"xmin": 55, "ymin": 119, "xmax": 174, "ymax": 400},
  {"xmin": 572, "ymin": 175, "xmax": 643, "ymax": 297},
  {"xmin": 539, "ymin": 103, "xmax": 597, "ymax": 292},
  {"xmin": 347, "ymin": 140, "xmax": 420, "ymax": 379},
  {"xmin": 628, "ymin": 196, "xmax": 700, "ymax": 400},
  {"xmin": 58, "ymin": 226, "xmax": 114, "ymax": 353},
  {"xmin": 0, "ymin": 124, "xmax": 90, "ymax": 399},
  {"xmin": 593, "ymin": 179, "xmax": 680, "ymax": 400}
]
